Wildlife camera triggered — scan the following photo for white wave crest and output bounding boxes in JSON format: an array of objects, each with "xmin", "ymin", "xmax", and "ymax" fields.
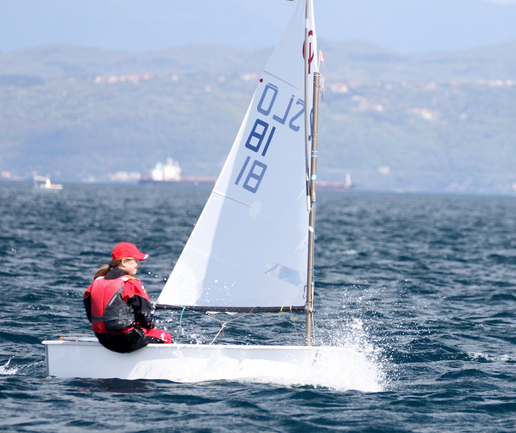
[
  {"xmin": 0, "ymin": 359, "xmax": 17, "ymax": 375},
  {"xmin": 469, "ymin": 352, "xmax": 515, "ymax": 362}
]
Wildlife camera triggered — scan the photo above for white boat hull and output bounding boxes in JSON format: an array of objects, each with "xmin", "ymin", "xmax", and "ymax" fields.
[{"xmin": 42, "ymin": 339, "xmax": 378, "ymax": 389}]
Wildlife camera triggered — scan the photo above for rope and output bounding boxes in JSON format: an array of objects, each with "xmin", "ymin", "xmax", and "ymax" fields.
[
  {"xmin": 210, "ymin": 323, "xmax": 226, "ymax": 345},
  {"xmin": 310, "ymin": 310, "xmax": 315, "ymax": 343},
  {"xmin": 172, "ymin": 306, "xmax": 302, "ymax": 345},
  {"xmin": 291, "ymin": 307, "xmax": 300, "ymax": 346},
  {"xmin": 178, "ymin": 306, "xmax": 186, "ymax": 335},
  {"xmin": 206, "ymin": 308, "xmax": 257, "ymax": 345},
  {"xmin": 209, "ymin": 311, "xmax": 254, "ymax": 344}
]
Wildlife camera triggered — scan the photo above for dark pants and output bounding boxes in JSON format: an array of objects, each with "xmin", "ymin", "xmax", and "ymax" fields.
[{"xmin": 95, "ymin": 326, "xmax": 170, "ymax": 353}]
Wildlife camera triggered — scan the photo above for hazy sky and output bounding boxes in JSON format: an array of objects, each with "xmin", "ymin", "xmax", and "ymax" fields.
[{"xmin": 1, "ymin": 0, "xmax": 516, "ymax": 53}]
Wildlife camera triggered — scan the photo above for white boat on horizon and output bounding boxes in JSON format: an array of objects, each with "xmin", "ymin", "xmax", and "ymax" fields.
[{"xmin": 33, "ymin": 175, "xmax": 63, "ymax": 191}]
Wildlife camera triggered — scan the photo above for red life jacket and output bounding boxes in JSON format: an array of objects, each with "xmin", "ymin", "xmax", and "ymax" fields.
[{"xmin": 89, "ymin": 276, "xmax": 136, "ymax": 334}]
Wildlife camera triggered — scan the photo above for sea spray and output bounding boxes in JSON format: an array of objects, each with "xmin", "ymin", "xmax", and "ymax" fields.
[
  {"xmin": 311, "ymin": 317, "xmax": 387, "ymax": 392},
  {"xmin": 156, "ymin": 311, "xmax": 385, "ymax": 391},
  {"xmin": 0, "ymin": 359, "xmax": 17, "ymax": 376}
]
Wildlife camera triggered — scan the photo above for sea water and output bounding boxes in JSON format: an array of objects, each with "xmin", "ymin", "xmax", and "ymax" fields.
[{"xmin": 1, "ymin": 183, "xmax": 516, "ymax": 432}]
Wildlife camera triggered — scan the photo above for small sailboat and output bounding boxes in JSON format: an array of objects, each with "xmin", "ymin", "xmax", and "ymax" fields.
[{"xmin": 43, "ymin": 0, "xmax": 363, "ymax": 386}]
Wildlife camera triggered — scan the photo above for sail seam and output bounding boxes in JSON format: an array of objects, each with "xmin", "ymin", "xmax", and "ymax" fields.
[
  {"xmin": 211, "ymin": 190, "xmax": 252, "ymax": 209},
  {"xmin": 262, "ymin": 71, "xmax": 297, "ymax": 89}
]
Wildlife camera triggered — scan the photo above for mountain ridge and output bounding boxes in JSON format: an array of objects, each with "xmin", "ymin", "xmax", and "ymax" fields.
[
  {"xmin": 0, "ymin": 41, "xmax": 515, "ymax": 193},
  {"xmin": 2, "ymin": 40, "xmax": 516, "ymax": 81}
]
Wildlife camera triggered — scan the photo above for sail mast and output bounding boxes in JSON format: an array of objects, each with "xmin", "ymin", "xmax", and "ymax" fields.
[
  {"xmin": 304, "ymin": 0, "xmax": 319, "ymax": 346},
  {"xmin": 305, "ymin": 75, "xmax": 320, "ymax": 347}
]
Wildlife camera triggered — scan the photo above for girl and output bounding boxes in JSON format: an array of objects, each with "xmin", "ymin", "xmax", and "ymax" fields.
[{"xmin": 84, "ymin": 242, "xmax": 172, "ymax": 353}]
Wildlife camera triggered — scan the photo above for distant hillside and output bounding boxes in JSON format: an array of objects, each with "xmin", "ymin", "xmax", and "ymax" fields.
[
  {"xmin": 2, "ymin": 41, "xmax": 516, "ymax": 81},
  {"xmin": 1, "ymin": 42, "xmax": 516, "ymax": 193},
  {"xmin": 320, "ymin": 40, "xmax": 516, "ymax": 81},
  {"xmin": 0, "ymin": 44, "xmax": 271, "ymax": 79}
]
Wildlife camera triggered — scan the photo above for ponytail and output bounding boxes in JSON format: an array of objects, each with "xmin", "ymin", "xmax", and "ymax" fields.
[{"xmin": 93, "ymin": 259, "xmax": 123, "ymax": 280}]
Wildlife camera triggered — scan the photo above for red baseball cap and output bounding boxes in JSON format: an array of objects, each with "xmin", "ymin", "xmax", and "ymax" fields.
[{"xmin": 111, "ymin": 242, "xmax": 149, "ymax": 261}]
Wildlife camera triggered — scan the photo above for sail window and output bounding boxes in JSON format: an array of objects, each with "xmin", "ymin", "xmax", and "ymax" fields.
[{"xmin": 263, "ymin": 261, "xmax": 304, "ymax": 287}]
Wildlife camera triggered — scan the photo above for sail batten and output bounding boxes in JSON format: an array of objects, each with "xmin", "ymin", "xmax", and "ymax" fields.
[{"xmin": 157, "ymin": 0, "xmax": 318, "ymax": 310}]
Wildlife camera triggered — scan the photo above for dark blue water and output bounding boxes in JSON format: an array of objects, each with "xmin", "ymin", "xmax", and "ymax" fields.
[{"xmin": 2, "ymin": 183, "xmax": 516, "ymax": 432}]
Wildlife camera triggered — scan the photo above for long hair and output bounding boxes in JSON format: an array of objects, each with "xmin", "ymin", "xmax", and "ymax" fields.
[{"xmin": 93, "ymin": 259, "xmax": 123, "ymax": 280}]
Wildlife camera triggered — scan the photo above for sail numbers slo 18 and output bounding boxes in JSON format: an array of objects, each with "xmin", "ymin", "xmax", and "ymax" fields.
[{"xmin": 234, "ymin": 81, "xmax": 304, "ymax": 194}]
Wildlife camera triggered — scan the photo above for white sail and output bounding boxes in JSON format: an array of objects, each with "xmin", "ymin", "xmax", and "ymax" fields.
[{"xmin": 158, "ymin": 0, "xmax": 319, "ymax": 310}]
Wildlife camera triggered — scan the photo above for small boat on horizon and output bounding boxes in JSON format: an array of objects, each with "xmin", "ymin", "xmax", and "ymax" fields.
[
  {"xmin": 33, "ymin": 175, "xmax": 63, "ymax": 191},
  {"xmin": 140, "ymin": 159, "xmax": 354, "ymax": 191},
  {"xmin": 138, "ymin": 157, "xmax": 217, "ymax": 188}
]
